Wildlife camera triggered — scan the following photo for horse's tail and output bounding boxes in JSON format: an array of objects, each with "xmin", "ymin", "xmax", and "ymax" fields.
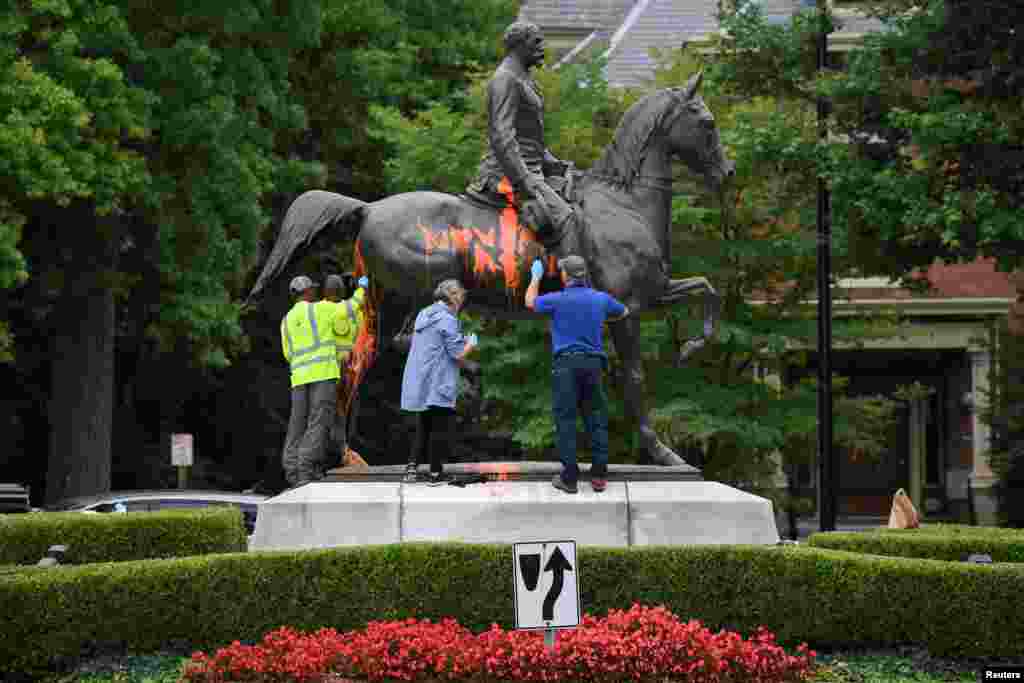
[{"xmin": 245, "ymin": 190, "xmax": 368, "ymax": 305}]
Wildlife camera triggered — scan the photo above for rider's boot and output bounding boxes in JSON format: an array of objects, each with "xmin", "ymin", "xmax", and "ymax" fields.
[{"xmin": 522, "ymin": 197, "xmax": 574, "ymax": 252}]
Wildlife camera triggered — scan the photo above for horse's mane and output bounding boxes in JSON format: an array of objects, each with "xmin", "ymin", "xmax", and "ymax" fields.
[{"xmin": 589, "ymin": 88, "xmax": 682, "ymax": 189}]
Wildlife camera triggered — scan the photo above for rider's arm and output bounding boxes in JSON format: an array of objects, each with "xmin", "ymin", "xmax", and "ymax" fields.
[
  {"xmin": 488, "ymin": 73, "xmax": 531, "ymax": 188},
  {"xmin": 543, "ymin": 148, "xmax": 568, "ymax": 175}
]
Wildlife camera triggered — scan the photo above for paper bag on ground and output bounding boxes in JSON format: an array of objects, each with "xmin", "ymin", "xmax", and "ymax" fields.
[{"xmin": 887, "ymin": 488, "xmax": 921, "ymax": 529}]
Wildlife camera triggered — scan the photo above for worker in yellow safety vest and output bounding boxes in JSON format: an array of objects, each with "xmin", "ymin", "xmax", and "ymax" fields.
[
  {"xmin": 321, "ymin": 273, "xmax": 368, "ymax": 465},
  {"xmin": 280, "ymin": 274, "xmax": 367, "ymax": 487}
]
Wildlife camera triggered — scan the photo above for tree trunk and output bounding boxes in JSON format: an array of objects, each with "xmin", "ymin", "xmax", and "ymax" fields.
[{"xmin": 45, "ymin": 229, "xmax": 117, "ymax": 504}]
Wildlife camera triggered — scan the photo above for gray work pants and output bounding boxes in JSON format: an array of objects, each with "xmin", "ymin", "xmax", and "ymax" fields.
[
  {"xmin": 282, "ymin": 378, "xmax": 337, "ymax": 486},
  {"xmin": 330, "ymin": 389, "xmax": 359, "ymax": 459}
]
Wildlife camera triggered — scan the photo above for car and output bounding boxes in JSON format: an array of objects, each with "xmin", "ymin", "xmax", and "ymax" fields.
[
  {"xmin": 43, "ymin": 489, "xmax": 269, "ymax": 535},
  {"xmin": 0, "ymin": 483, "xmax": 31, "ymax": 513}
]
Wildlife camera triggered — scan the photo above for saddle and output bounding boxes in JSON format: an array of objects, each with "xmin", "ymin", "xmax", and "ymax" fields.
[{"xmin": 461, "ymin": 170, "xmax": 584, "ymax": 251}]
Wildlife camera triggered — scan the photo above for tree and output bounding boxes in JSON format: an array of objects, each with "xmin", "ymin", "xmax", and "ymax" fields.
[
  {"xmin": 285, "ymin": 0, "xmax": 517, "ymax": 199},
  {"xmin": 707, "ymin": 0, "xmax": 1024, "ymax": 282},
  {"xmin": 2, "ymin": 0, "xmax": 322, "ymax": 502}
]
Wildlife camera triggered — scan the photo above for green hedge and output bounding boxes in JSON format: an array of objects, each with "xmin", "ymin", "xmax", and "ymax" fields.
[
  {"xmin": 807, "ymin": 524, "xmax": 1024, "ymax": 562},
  {"xmin": 1, "ymin": 543, "xmax": 1022, "ymax": 674},
  {"xmin": 0, "ymin": 508, "xmax": 247, "ymax": 565}
]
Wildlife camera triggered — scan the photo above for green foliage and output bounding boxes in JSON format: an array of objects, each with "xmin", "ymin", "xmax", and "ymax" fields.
[
  {"xmin": 980, "ymin": 321, "xmax": 1024, "ymax": 527},
  {"xmin": 807, "ymin": 524, "xmax": 1024, "ymax": 562},
  {"xmin": 536, "ymin": 59, "xmax": 639, "ymax": 168},
  {"xmin": 1, "ymin": 0, "xmax": 326, "ymax": 366},
  {"xmin": 2, "ymin": 543, "xmax": 1022, "ymax": 674},
  {"xmin": 710, "ymin": 0, "xmax": 1024, "ymax": 281},
  {"xmin": 0, "ymin": 507, "xmax": 246, "ymax": 566},
  {"xmin": 291, "ymin": 0, "xmax": 516, "ymax": 197},
  {"xmin": 369, "ymin": 58, "xmax": 633, "ymax": 196},
  {"xmin": 0, "ymin": 0, "xmax": 150, "ymax": 304},
  {"xmin": 652, "ymin": 50, "xmax": 903, "ymax": 493},
  {"xmin": 369, "ymin": 95, "xmax": 487, "ymax": 194}
]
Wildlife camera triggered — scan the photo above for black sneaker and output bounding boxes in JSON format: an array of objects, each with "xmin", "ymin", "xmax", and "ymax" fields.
[
  {"xmin": 552, "ymin": 474, "xmax": 578, "ymax": 494},
  {"xmin": 403, "ymin": 465, "xmax": 418, "ymax": 483},
  {"xmin": 427, "ymin": 471, "xmax": 452, "ymax": 486}
]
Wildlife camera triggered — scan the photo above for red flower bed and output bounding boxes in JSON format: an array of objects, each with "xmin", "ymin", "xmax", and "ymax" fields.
[{"xmin": 180, "ymin": 604, "xmax": 815, "ymax": 683}]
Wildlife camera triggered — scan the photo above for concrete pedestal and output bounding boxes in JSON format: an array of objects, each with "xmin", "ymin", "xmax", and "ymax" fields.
[{"xmin": 250, "ymin": 463, "xmax": 779, "ymax": 550}]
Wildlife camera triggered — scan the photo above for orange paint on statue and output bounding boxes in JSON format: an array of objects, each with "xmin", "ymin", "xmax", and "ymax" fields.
[
  {"xmin": 341, "ymin": 239, "xmax": 376, "ymax": 413},
  {"xmin": 471, "ymin": 227, "xmax": 498, "ymax": 249},
  {"xmin": 498, "ymin": 177, "xmax": 523, "ymax": 291},
  {"xmin": 414, "ymin": 178, "xmax": 551, "ymax": 292},
  {"xmin": 418, "ymin": 223, "xmax": 450, "ymax": 255},
  {"xmin": 472, "ymin": 241, "xmax": 500, "ymax": 277},
  {"xmin": 448, "ymin": 226, "xmax": 471, "ymax": 260}
]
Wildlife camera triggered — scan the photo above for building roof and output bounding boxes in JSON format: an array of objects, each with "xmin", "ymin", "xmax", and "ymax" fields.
[
  {"xmin": 520, "ymin": 0, "xmax": 635, "ymax": 33},
  {"xmin": 521, "ymin": 0, "xmax": 888, "ymax": 88},
  {"xmin": 604, "ymin": 0, "xmax": 720, "ymax": 89}
]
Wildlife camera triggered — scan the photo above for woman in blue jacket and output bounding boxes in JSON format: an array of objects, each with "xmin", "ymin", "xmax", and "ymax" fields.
[{"xmin": 400, "ymin": 279, "xmax": 479, "ymax": 484}]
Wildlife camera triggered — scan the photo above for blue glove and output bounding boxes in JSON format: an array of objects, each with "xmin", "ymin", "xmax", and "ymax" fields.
[
  {"xmin": 467, "ymin": 333, "xmax": 479, "ymax": 347},
  {"xmin": 531, "ymin": 259, "xmax": 544, "ymax": 281},
  {"xmin": 357, "ymin": 275, "xmax": 368, "ymax": 288}
]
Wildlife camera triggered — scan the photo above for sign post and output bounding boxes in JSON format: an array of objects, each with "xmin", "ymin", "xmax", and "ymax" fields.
[
  {"xmin": 171, "ymin": 433, "xmax": 193, "ymax": 489},
  {"xmin": 513, "ymin": 540, "xmax": 580, "ymax": 650}
]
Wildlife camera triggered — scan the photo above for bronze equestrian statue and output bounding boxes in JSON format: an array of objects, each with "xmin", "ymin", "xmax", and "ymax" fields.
[
  {"xmin": 247, "ymin": 49, "xmax": 734, "ymax": 467},
  {"xmin": 467, "ymin": 21, "xmax": 576, "ymax": 250}
]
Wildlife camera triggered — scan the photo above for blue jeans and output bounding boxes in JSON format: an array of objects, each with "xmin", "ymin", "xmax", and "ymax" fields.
[{"xmin": 552, "ymin": 353, "xmax": 609, "ymax": 485}]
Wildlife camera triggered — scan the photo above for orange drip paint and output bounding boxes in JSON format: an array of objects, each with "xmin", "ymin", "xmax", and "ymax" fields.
[
  {"xmin": 497, "ymin": 177, "xmax": 522, "ymax": 291},
  {"xmin": 341, "ymin": 239, "xmax": 377, "ymax": 414},
  {"xmin": 473, "ymin": 243, "xmax": 499, "ymax": 276},
  {"xmin": 418, "ymin": 223, "xmax": 450, "ymax": 255}
]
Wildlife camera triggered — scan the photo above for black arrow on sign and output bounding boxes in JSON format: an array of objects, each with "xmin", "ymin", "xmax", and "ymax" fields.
[{"xmin": 541, "ymin": 546, "xmax": 573, "ymax": 621}]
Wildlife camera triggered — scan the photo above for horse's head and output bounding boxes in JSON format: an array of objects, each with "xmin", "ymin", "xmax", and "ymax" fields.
[{"xmin": 666, "ymin": 72, "xmax": 735, "ymax": 190}]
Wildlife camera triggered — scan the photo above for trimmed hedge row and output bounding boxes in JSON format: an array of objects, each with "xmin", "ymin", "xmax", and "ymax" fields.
[
  {"xmin": 0, "ymin": 507, "xmax": 247, "ymax": 565},
  {"xmin": 1, "ymin": 542, "xmax": 1022, "ymax": 674},
  {"xmin": 807, "ymin": 524, "xmax": 1024, "ymax": 562}
]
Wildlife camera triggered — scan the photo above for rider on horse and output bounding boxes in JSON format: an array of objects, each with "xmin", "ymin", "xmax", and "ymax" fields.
[{"xmin": 467, "ymin": 21, "xmax": 576, "ymax": 251}]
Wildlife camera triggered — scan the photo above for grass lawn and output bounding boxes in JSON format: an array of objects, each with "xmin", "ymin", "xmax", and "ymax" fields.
[{"xmin": 40, "ymin": 647, "xmax": 996, "ymax": 683}]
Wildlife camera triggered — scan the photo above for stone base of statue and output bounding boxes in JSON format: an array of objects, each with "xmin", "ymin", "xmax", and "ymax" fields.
[{"xmin": 248, "ymin": 462, "xmax": 779, "ymax": 551}]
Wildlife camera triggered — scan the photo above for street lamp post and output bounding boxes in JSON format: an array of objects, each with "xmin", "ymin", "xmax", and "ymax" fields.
[{"xmin": 816, "ymin": 0, "xmax": 837, "ymax": 532}]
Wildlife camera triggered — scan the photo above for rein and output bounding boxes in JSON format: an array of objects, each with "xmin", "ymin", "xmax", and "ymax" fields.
[{"xmin": 585, "ymin": 171, "xmax": 675, "ymax": 193}]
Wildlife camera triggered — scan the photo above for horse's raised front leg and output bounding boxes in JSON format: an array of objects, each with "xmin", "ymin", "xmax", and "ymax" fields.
[
  {"xmin": 609, "ymin": 315, "xmax": 687, "ymax": 467},
  {"xmin": 653, "ymin": 276, "xmax": 721, "ymax": 364}
]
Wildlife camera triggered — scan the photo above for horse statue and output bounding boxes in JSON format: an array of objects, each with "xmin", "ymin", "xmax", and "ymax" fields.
[{"xmin": 247, "ymin": 71, "xmax": 734, "ymax": 467}]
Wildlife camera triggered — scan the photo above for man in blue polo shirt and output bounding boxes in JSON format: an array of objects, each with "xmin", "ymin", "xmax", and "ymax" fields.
[{"xmin": 525, "ymin": 254, "xmax": 630, "ymax": 493}]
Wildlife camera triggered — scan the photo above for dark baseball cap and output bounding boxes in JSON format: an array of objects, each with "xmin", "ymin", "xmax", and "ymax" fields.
[{"xmin": 557, "ymin": 255, "xmax": 587, "ymax": 280}]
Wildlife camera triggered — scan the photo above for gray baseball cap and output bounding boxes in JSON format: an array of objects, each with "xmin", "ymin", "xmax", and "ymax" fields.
[
  {"xmin": 557, "ymin": 254, "xmax": 587, "ymax": 280},
  {"xmin": 289, "ymin": 275, "xmax": 317, "ymax": 293},
  {"xmin": 324, "ymin": 274, "xmax": 344, "ymax": 291}
]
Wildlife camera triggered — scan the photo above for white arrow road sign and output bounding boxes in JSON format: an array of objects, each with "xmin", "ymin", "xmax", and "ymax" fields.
[{"xmin": 513, "ymin": 540, "xmax": 580, "ymax": 630}]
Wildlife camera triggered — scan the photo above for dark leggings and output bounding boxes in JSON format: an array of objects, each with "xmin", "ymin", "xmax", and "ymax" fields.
[{"xmin": 410, "ymin": 406, "xmax": 457, "ymax": 474}]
